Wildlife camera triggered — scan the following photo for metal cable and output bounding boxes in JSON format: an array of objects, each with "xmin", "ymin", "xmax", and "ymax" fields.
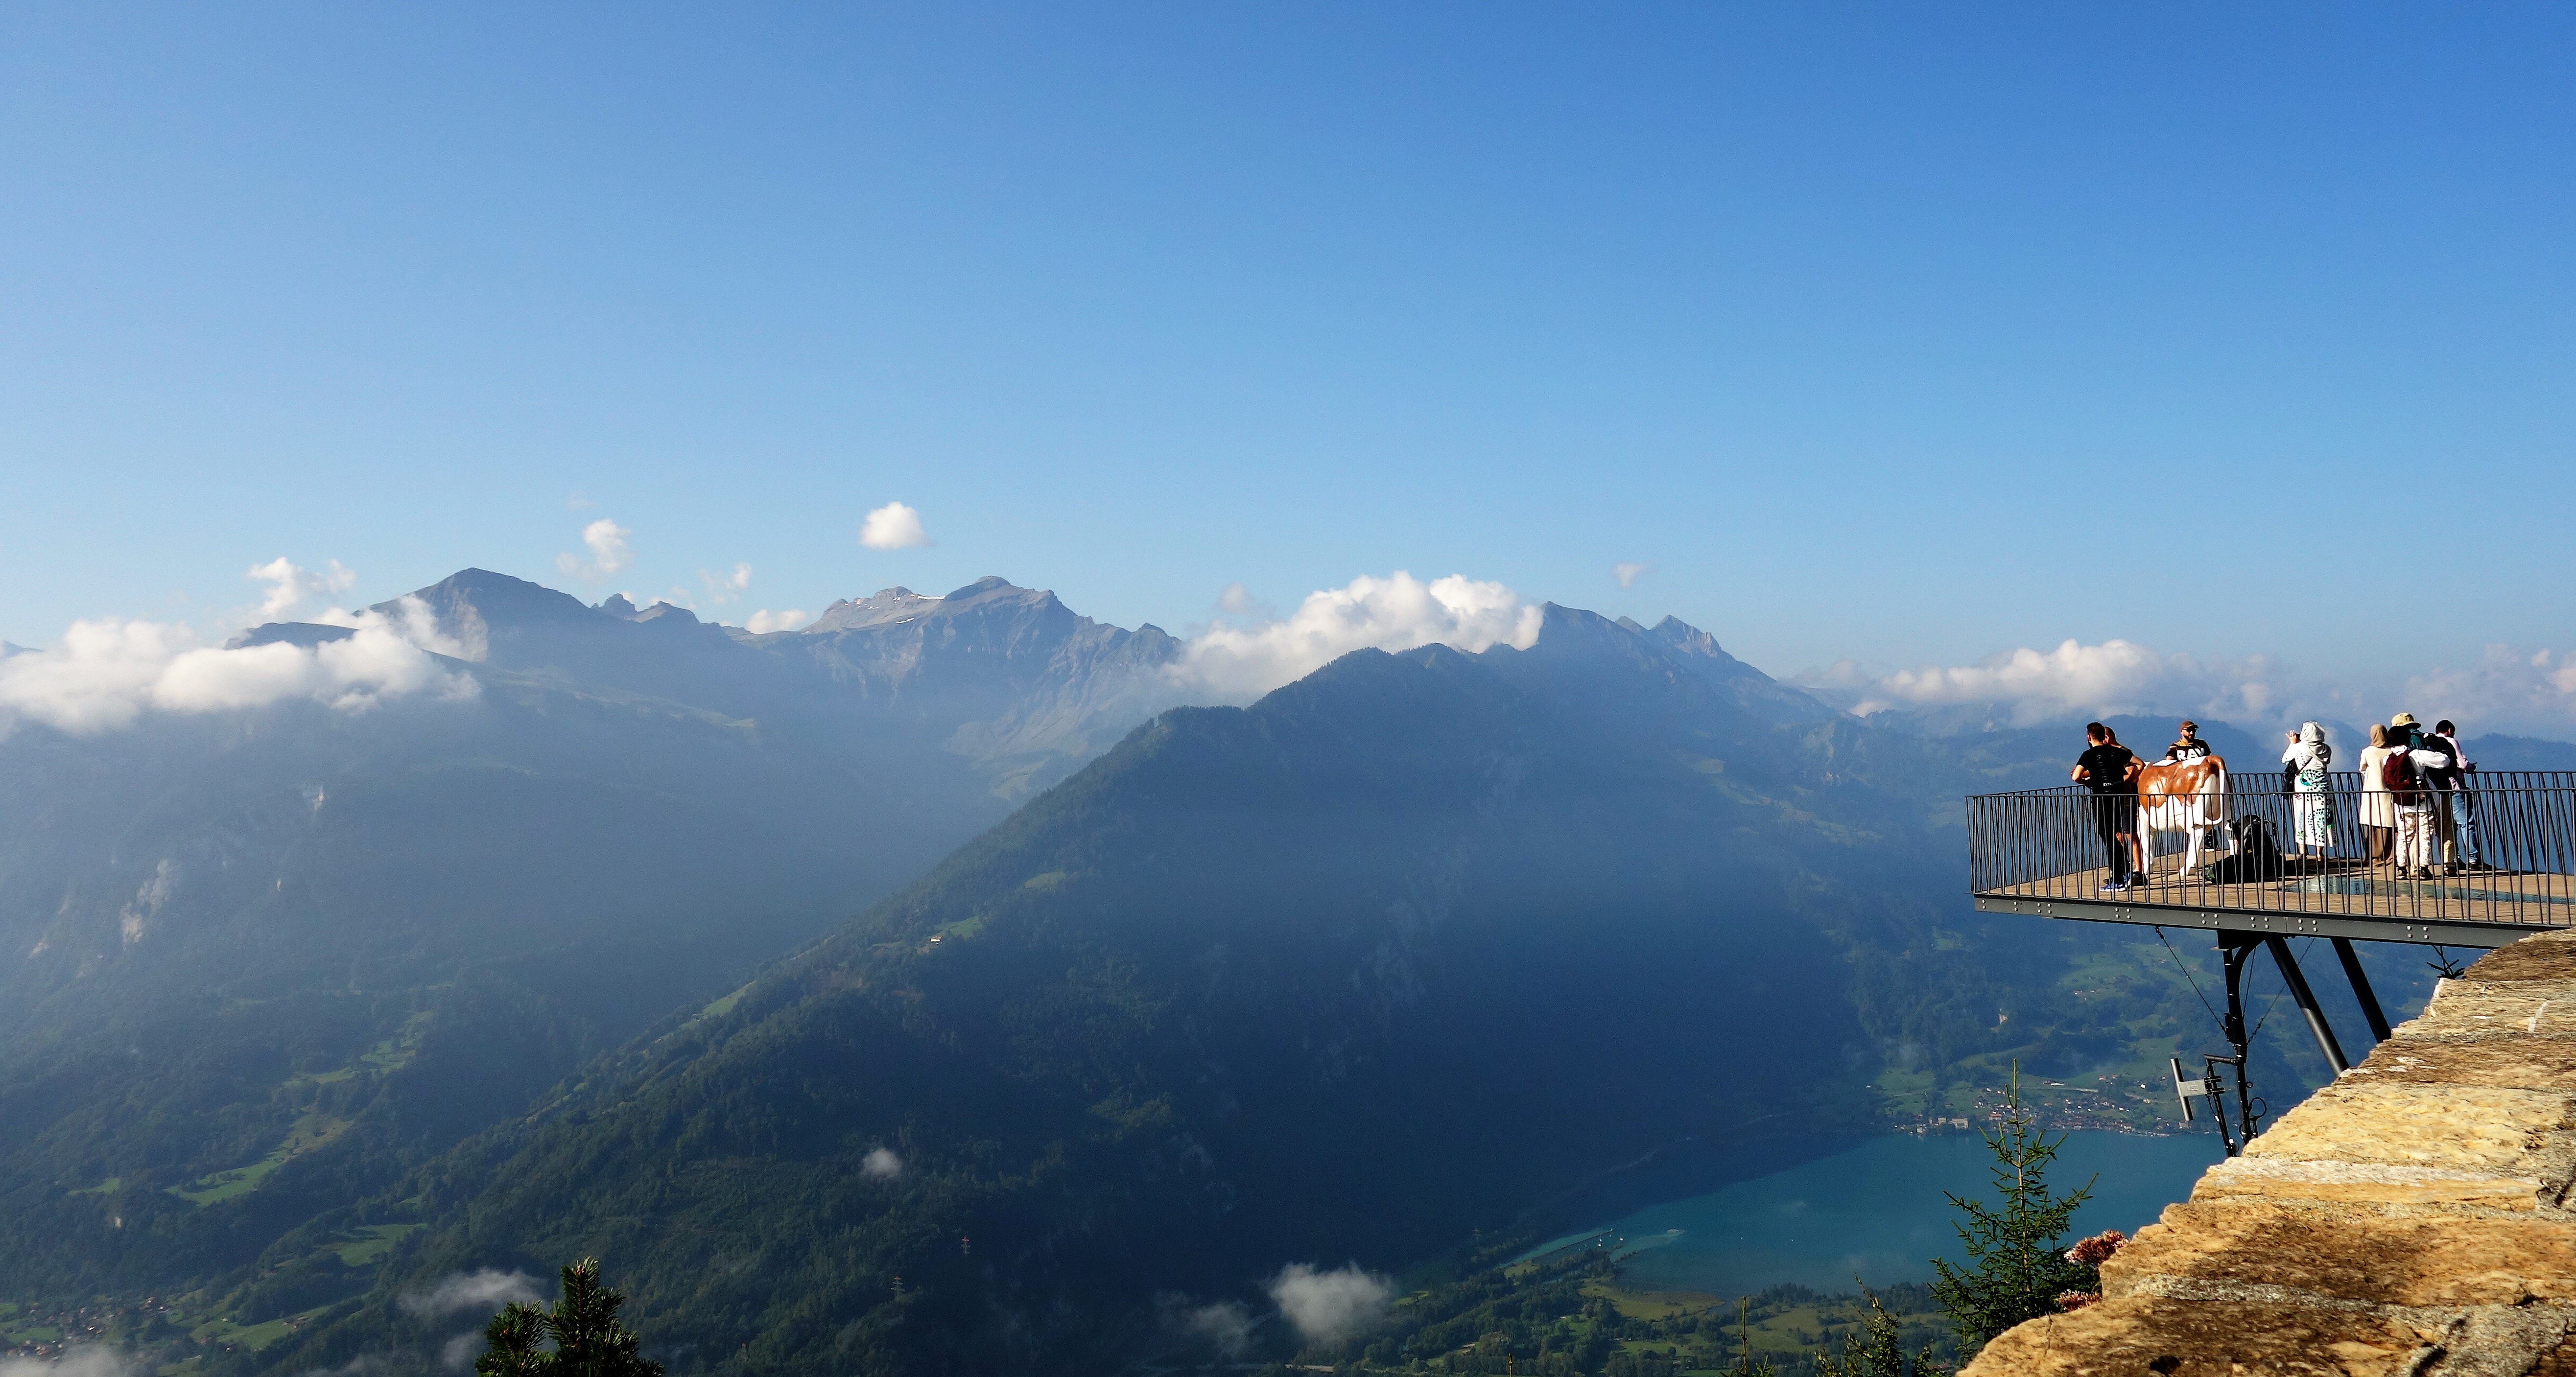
[{"xmin": 2153, "ymin": 924, "xmax": 2228, "ymax": 1040}]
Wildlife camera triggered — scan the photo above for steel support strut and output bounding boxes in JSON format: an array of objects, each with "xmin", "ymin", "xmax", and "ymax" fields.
[
  {"xmin": 2332, "ymin": 937, "xmax": 2393, "ymax": 1044},
  {"xmin": 2264, "ymin": 936, "xmax": 2347, "ymax": 1074},
  {"xmin": 2219, "ymin": 937, "xmax": 2262, "ymax": 1142}
]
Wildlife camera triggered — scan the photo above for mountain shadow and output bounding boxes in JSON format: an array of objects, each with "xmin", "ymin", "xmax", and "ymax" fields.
[{"xmin": 265, "ymin": 631, "xmax": 2000, "ymax": 1377}]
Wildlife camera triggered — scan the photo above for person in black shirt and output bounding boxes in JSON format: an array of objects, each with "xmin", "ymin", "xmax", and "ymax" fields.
[
  {"xmin": 2163, "ymin": 720, "xmax": 2212, "ymax": 763},
  {"xmin": 2072, "ymin": 722, "xmax": 2142, "ymax": 889}
]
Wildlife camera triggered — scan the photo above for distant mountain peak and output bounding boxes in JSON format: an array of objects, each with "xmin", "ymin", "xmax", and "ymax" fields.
[
  {"xmin": 805, "ymin": 586, "xmax": 944, "ymax": 634},
  {"xmin": 381, "ymin": 568, "xmax": 604, "ymax": 632},
  {"xmin": 598, "ymin": 594, "xmax": 642, "ymax": 620},
  {"xmin": 805, "ymin": 577, "xmax": 1067, "ymax": 635}
]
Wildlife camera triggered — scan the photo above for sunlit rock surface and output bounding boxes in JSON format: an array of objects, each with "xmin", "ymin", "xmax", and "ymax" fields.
[{"xmin": 1963, "ymin": 929, "xmax": 2576, "ymax": 1376}]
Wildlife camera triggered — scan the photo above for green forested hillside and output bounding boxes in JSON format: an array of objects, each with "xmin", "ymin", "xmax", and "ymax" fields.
[
  {"xmin": 4, "ymin": 600, "xmax": 2421, "ymax": 1377},
  {"xmin": 243, "ymin": 631, "xmax": 2215, "ymax": 1377}
]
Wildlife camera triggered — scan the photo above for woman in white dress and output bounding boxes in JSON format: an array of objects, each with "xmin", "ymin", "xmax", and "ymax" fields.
[
  {"xmin": 2356, "ymin": 724, "xmax": 2397, "ymax": 867},
  {"xmin": 2281, "ymin": 722, "xmax": 2335, "ymax": 863}
]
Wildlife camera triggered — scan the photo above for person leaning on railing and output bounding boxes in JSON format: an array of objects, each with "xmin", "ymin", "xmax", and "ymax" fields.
[
  {"xmin": 2357, "ymin": 724, "xmax": 2399, "ymax": 867},
  {"xmin": 2280, "ymin": 722, "xmax": 2335, "ymax": 866},
  {"xmin": 2429, "ymin": 718, "xmax": 2487, "ymax": 873},
  {"xmin": 2072, "ymin": 722, "xmax": 2143, "ymax": 891}
]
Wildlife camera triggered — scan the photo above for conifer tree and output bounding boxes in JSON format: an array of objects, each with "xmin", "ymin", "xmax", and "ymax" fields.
[
  {"xmin": 475, "ymin": 1303, "xmax": 548, "ymax": 1377},
  {"xmin": 474, "ymin": 1258, "xmax": 665, "ymax": 1377},
  {"xmin": 1813, "ymin": 1289, "xmax": 1936, "ymax": 1377},
  {"xmin": 1928, "ymin": 1066, "xmax": 2095, "ymax": 1358}
]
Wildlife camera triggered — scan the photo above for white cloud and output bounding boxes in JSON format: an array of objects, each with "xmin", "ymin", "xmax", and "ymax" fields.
[
  {"xmin": 1174, "ymin": 572, "xmax": 1543, "ymax": 699},
  {"xmin": 1267, "ymin": 1263, "xmax": 1392, "ymax": 1345},
  {"xmin": 0, "ymin": 596, "xmax": 477, "ymax": 737},
  {"xmin": 438, "ymin": 1332, "xmax": 484, "ymax": 1372},
  {"xmin": 245, "ymin": 558, "xmax": 356, "ymax": 622},
  {"xmin": 399, "ymin": 1269, "xmax": 544, "ymax": 1321},
  {"xmin": 699, "ymin": 562, "xmax": 752, "ymax": 605},
  {"xmin": 742, "ymin": 609, "xmax": 811, "ymax": 635},
  {"xmin": 1813, "ymin": 638, "xmax": 2278, "ymax": 726},
  {"xmin": 858, "ymin": 502, "xmax": 931, "ymax": 551},
  {"xmin": 1179, "ymin": 1301, "xmax": 1254, "ymax": 1357},
  {"xmin": 1214, "ymin": 581, "xmax": 1268, "ymax": 618},
  {"xmin": 2402, "ymin": 645, "xmax": 2576, "ymax": 735},
  {"xmin": 0, "ymin": 1347, "xmax": 133, "ymax": 1377},
  {"xmin": 555, "ymin": 519, "xmax": 633, "ymax": 582},
  {"xmin": 861, "ymin": 1147, "xmax": 902, "ymax": 1179},
  {"xmin": 1613, "ymin": 561, "xmax": 1654, "ymax": 589}
]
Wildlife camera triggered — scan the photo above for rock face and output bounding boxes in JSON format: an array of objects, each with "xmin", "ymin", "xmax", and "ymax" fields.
[{"xmin": 1963, "ymin": 929, "xmax": 2576, "ymax": 1376}]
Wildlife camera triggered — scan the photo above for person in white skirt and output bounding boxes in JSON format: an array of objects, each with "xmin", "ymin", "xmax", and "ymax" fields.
[{"xmin": 2281, "ymin": 722, "xmax": 2335, "ymax": 865}]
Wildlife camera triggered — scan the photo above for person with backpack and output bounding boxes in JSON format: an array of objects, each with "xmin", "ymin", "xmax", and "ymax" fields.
[
  {"xmin": 2383, "ymin": 714, "xmax": 2455, "ymax": 879},
  {"xmin": 2072, "ymin": 722, "xmax": 2142, "ymax": 890},
  {"xmin": 2280, "ymin": 722, "xmax": 2335, "ymax": 865},
  {"xmin": 2430, "ymin": 718, "xmax": 2485, "ymax": 873}
]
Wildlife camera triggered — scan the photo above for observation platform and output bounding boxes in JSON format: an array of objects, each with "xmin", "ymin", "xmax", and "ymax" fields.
[
  {"xmin": 1966, "ymin": 770, "xmax": 2576, "ymax": 950},
  {"xmin": 1966, "ymin": 769, "xmax": 2576, "ymax": 1119}
]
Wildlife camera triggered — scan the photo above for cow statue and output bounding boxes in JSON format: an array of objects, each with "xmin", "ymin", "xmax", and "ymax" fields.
[{"xmin": 2136, "ymin": 755, "xmax": 2234, "ymax": 878}]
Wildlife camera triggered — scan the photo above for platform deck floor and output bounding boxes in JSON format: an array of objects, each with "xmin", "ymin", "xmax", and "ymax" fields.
[{"xmin": 1978, "ymin": 860, "xmax": 2576, "ymax": 931}]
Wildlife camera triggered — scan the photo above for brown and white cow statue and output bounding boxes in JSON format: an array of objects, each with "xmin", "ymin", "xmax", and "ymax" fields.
[{"xmin": 2135, "ymin": 755, "xmax": 2233, "ymax": 877}]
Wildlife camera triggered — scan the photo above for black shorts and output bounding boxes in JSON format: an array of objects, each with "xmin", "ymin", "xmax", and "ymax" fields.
[{"xmin": 2091, "ymin": 792, "xmax": 2138, "ymax": 834}]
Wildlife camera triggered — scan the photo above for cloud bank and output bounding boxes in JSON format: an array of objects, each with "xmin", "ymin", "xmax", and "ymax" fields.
[
  {"xmin": 0, "ymin": 1348, "xmax": 132, "ymax": 1377},
  {"xmin": 2404, "ymin": 645, "xmax": 2576, "ymax": 734},
  {"xmin": 1267, "ymin": 1263, "xmax": 1393, "ymax": 1344},
  {"xmin": 742, "ymin": 609, "xmax": 811, "ymax": 634},
  {"xmin": 556, "ymin": 519, "xmax": 633, "ymax": 582},
  {"xmin": 860, "ymin": 1147, "xmax": 902, "ymax": 1179},
  {"xmin": 859, "ymin": 503, "xmax": 931, "ymax": 550},
  {"xmin": 1806, "ymin": 638, "xmax": 2279, "ymax": 726},
  {"xmin": 1176, "ymin": 572, "xmax": 1542, "ymax": 699},
  {"xmin": 0, "ymin": 597, "xmax": 477, "ymax": 737},
  {"xmin": 1613, "ymin": 561, "xmax": 1653, "ymax": 589},
  {"xmin": 399, "ymin": 1269, "xmax": 544, "ymax": 1321}
]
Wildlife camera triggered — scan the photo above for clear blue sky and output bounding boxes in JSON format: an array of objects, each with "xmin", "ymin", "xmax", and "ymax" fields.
[{"xmin": 4, "ymin": 4, "xmax": 2571, "ymax": 689}]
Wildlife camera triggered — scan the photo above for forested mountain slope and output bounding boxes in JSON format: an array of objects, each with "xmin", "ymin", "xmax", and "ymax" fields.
[
  {"xmin": 0, "ymin": 569, "xmax": 1182, "ymax": 1311},
  {"xmin": 258, "ymin": 620, "xmax": 2089, "ymax": 1377}
]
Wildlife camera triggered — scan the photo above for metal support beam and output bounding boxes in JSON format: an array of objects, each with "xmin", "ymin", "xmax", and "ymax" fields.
[
  {"xmin": 2264, "ymin": 935, "xmax": 2347, "ymax": 1074},
  {"xmin": 2219, "ymin": 937, "xmax": 2261, "ymax": 1143},
  {"xmin": 2331, "ymin": 936, "xmax": 2393, "ymax": 1045}
]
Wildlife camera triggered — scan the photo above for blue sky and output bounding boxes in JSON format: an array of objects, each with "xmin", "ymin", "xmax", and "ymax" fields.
[{"xmin": 4, "ymin": 4, "xmax": 2572, "ymax": 719}]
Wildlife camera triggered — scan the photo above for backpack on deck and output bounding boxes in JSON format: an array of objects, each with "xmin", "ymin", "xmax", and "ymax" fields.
[{"xmin": 2201, "ymin": 815, "xmax": 2285, "ymax": 884}]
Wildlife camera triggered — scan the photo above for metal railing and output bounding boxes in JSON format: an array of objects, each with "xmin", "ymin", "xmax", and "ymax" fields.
[{"xmin": 1966, "ymin": 770, "xmax": 2576, "ymax": 931}]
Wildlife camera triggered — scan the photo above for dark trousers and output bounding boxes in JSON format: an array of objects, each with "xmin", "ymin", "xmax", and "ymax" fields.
[{"xmin": 2092, "ymin": 793, "xmax": 2137, "ymax": 877}]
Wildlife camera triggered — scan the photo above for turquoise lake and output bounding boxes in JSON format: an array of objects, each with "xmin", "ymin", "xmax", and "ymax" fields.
[{"xmin": 1524, "ymin": 1130, "xmax": 2220, "ymax": 1299}]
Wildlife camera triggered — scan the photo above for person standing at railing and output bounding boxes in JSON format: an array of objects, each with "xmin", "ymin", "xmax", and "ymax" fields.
[
  {"xmin": 2429, "ymin": 718, "xmax": 2486, "ymax": 873},
  {"xmin": 2383, "ymin": 713, "xmax": 2454, "ymax": 880},
  {"xmin": 2357, "ymin": 724, "xmax": 2399, "ymax": 867},
  {"xmin": 2073, "ymin": 722, "xmax": 2143, "ymax": 890},
  {"xmin": 2281, "ymin": 722, "xmax": 2335, "ymax": 865}
]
